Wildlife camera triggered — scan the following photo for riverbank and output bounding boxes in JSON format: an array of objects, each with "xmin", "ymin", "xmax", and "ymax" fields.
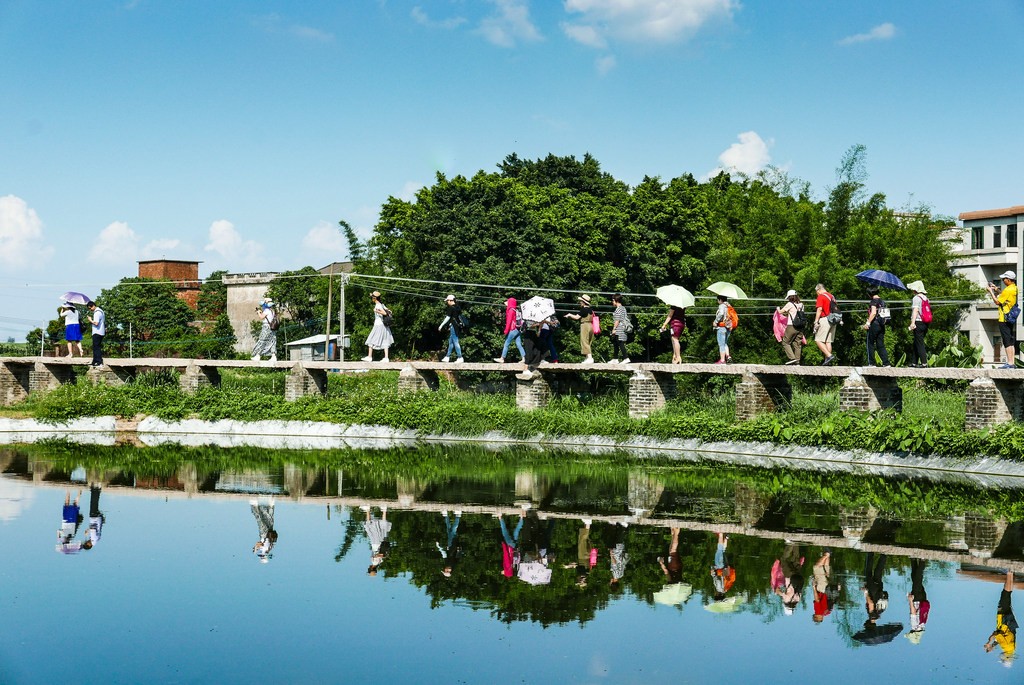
[{"xmin": 1, "ymin": 369, "xmax": 1019, "ymax": 462}]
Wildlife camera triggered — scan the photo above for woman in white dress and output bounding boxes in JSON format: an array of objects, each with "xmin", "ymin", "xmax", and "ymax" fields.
[{"xmin": 363, "ymin": 291, "xmax": 394, "ymax": 362}]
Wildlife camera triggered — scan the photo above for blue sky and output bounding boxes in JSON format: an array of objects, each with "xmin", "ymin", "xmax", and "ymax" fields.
[{"xmin": 1, "ymin": 0, "xmax": 1022, "ymax": 340}]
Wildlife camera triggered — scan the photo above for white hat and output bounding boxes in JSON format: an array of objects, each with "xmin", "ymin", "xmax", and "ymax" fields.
[
  {"xmin": 785, "ymin": 289, "xmax": 797, "ymax": 299},
  {"xmin": 906, "ymin": 280, "xmax": 927, "ymax": 294},
  {"xmin": 445, "ymin": 294, "xmax": 455, "ymax": 302},
  {"xmin": 1000, "ymin": 271, "xmax": 1017, "ymax": 280}
]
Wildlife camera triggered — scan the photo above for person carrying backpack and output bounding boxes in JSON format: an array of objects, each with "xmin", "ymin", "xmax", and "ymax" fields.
[
  {"xmin": 862, "ymin": 288, "xmax": 891, "ymax": 367},
  {"xmin": 712, "ymin": 295, "xmax": 735, "ymax": 364},
  {"xmin": 438, "ymin": 294, "xmax": 465, "ymax": 363},
  {"xmin": 987, "ymin": 270, "xmax": 1018, "ymax": 369},
  {"xmin": 813, "ymin": 283, "xmax": 838, "ymax": 366},
  {"xmin": 907, "ymin": 280, "xmax": 931, "ymax": 368},
  {"xmin": 777, "ymin": 289, "xmax": 805, "ymax": 365}
]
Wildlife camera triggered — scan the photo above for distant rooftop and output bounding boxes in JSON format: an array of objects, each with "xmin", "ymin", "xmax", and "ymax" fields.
[{"xmin": 959, "ymin": 205, "xmax": 1024, "ymax": 221}]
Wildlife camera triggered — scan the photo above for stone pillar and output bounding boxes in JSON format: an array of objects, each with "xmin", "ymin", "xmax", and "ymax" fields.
[
  {"xmin": 943, "ymin": 515, "xmax": 969, "ymax": 551},
  {"xmin": 0, "ymin": 362, "xmax": 30, "ymax": 405},
  {"xmin": 965, "ymin": 377, "xmax": 1022, "ymax": 429},
  {"xmin": 28, "ymin": 362, "xmax": 76, "ymax": 395},
  {"xmin": 86, "ymin": 364, "xmax": 134, "ymax": 386},
  {"xmin": 177, "ymin": 462, "xmax": 199, "ymax": 495},
  {"xmin": 397, "ymin": 365, "xmax": 439, "ymax": 392},
  {"xmin": 735, "ymin": 372, "xmax": 792, "ymax": 421},
  {"xmin": 627, "ymin": 470, "xmax": 665, "ymax": 518},
  {"xmin": 628, "ymin": 370, "xmax": 677, "ymax": 419},
  {"xmin": 734, "ymin": 482, "xmax": 771, "ymax": 528},
  {"xmin": 840, "ymin": 506, "xmax": 877, "ymax": 548},
  {"xmin": 965, "ymin": 513, "xmax": 1007, "ymax": 559},
  {"xmin": 397, "ymin": 476, "xmax": 426, "ymax": 506},
  {"xmin": 285, "ymin": 363, "xmax": 327, "ymax": 401},
  {"xmin": 179, "ymin": 363, "xmax": 221, "ymax": 395},
  {"xmin": 839, "ymin": 370, "xmax": 902, "ymax": 412},
  {"xmin": 515, "ymin": 372, "xmax": 552, "ymax": 411}
]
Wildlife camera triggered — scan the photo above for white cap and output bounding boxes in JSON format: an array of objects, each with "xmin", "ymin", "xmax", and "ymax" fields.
[
  {"xmin": 1000, "ymin": 271, "xmax": 1017, "ymax": 280},
  {"xmin": 445, "ymin": 294, "xmax": 455, "ymax": 301},
  {"xmin": 785, "ymin": 289, "xmax": 797, "ymax": 299}
]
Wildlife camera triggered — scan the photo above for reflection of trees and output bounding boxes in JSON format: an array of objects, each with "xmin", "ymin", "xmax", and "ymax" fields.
[{"xmin": 333, "ymin": 508, "xmax": 364, "ymax": 563}]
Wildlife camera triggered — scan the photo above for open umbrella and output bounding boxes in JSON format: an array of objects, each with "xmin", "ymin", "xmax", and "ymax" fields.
[
  {"xmin": 855, "ymin": 270, "xmax": 907, "ymax": 291},
  {"xmin": 852, "ymin": 622, "xmax": 904, "ymax": 645},
  {"xmin": 706, "ymin": 282, "xmax": 748, "ymax": 300},
  {"xmin": 520, "ymin": 296, "xmax": 556, "ymax": 323},
  {"xmin": 653, "ymin": 582, "xmax": 693, "ymax": 606},
  {"xmin": 704, "ymin": 593, "xmax": 747, "ymax": 613},
  {"xmin": 656, "ymin": 284, "xmax": 696, "ymax": 309},
  {"xmin": 516, "ymin": 560, "xmax": 552, "ymax": 585},
  {"xmin": 60, "ymin": 291, "xmax": 91, "ymax": 305}
]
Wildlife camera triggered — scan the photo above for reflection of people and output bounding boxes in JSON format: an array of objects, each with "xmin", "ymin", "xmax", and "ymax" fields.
[
  {"xmin": 55, "ymin": 489, "xmax": 84, "ymax": 554},
  {"xmin": 984, "ymin": 570, "xmax": 1018, "ymax": 664},
  {"xmin": 84, "ymin": 484, "xmax": 105, "ymax": 551},
  {"xmin": 862, "ymin": 553, "xmax": 889, "ymax": 624},
  {"xmin": 657, "ymin": 527, "xmax": 683, "ymax": 584},
  {"xmin": 906, "ymin": 559, "xmax": 930, "ymax": 642},
  {"xmin": 437, "ymin": 509, "xmax": 462, "ymax": 578},
  {"xmin": 361, "ymin": 505, "xmax": 391, "ymax": 576},
  {"xmin": 609, "ymin": 520, "xmax": 630, "ymax": 588},
  {"xmin": 60, "ymin": 303, "xmax": 85, "ymax": 358},
  {"xmin": 709, "ymin": 532, "xmax": 736, "ymax": 601},
  {"xmin": 773, "ymin": 543, "xmax": 805, "ymax": 615},
  {"xmin": 498, "ymin": 508, "xmax": 526, "ymax": 578},
  {"xmin": 812, "ymin": 551, "xmax": 840, "ymax": 623},
  {"xmin": 568, "ymin": 518, "xmax": 596, "ymax": 587},
  {"xmin": 251, "ymin": 298, "xmax": 278, "ymax": 362},
  {"xmin": 251, "ymin": 498, "xmax": 278, "ymax": 563}
]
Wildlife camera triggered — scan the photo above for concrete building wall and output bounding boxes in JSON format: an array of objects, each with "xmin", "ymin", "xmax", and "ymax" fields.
[{"xmin": 224, "ymin": 272, "xmax": 278, "ymax": 353}]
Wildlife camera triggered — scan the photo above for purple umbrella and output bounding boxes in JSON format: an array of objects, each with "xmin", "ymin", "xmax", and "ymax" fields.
[{"xmin": 60, "ymin": 291, "xmax": 91, "ymax": 305}]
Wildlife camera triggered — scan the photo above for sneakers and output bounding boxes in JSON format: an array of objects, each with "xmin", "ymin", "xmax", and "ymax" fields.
[
  {"xmin": 582, "ymin": 355, "xmax": 594, "ymax": 364},
  {"xmin": 726, "ymin": 356, "xmax": 734, "ymax": 364},
  {"xmin": 269, "ymin": 355, "xmax": 277, "ymax": 363},
  {"xmin": 441, "ymin": 356, "xmax": 450, "ymax": 362},
  {"xmin": 785, "ymin": 359, "xmax": 800, "ymax": 365},
  {"xmin": 714, "ymin": 359, "xmax": 726, "ymax": 364},
  {"xmin": 822, "ymin": 354, "xmax": 836, "ymax": 366},
  {"xmin": 493, "ymin": 357, "xmax": 505, "ymax": 364},
  {"xmin": 251, "ymin": 354, "xmax": 260, "ymax": 361},
  {"xmin": 1000, "ymin": 363, "xmax": 1015, "ymax": 369},
  {"xmin": 440, "ymin": 509, "xmax": 448, "ymax": 517},
  {"xmin": 621, "ymin": 358, "xmax": 631, "ymax": 364},
  {"xmin": 608, "ymin": 359, "xmax": 620, "ymax": 364},
  {"xmin": 361, "ymin": 355, "xmax": 373, "ymax": 362},
  {"xmin": 454, "ymin": 357, "xmax": 465, "ymax": 364},
  {"xmin": 539, "ymin": 359, "xmax": 550, "ymax": 365}
]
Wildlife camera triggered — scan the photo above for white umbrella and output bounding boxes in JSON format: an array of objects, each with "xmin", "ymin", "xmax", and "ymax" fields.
[
  {"xmin": 654, "ymin": 582, "xmax": 693, "ymax": 606},
  {"xmin": 656, "ymin": 284, "xmax": 696, "ymax": 309},
  {"xmin": 517, "ymin": 560, "xmax": 552, "ymax": 585},
  {"xmin": 706, "ymin": 281, "xmax": 748, "ymax": 300},
  {"xmin": 520, "ymin": 296, "xmax": 556, "ymax": 323}
]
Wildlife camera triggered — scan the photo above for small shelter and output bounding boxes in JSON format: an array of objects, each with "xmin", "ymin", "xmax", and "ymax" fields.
[{"xmin": 285, "ymin": 334, "xmax": 344, "ymax": 362}]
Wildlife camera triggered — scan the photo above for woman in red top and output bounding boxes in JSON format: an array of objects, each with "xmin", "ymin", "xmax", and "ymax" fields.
[{"xmin": 494, "ymin": 297, "xmax": 525, "ymax": 363}]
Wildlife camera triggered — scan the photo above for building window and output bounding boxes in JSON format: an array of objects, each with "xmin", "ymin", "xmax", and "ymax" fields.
[
  {"xmin": 1009, "ymin": 224, "xmax": 1018, "ymax": 248},
  {"xmin": 972, "ymin": 226, "xmax": 984, "ymax": 250},
  {"xmin": 993, "ymin": 225, "xmax": 1002, "ymax": 249}
]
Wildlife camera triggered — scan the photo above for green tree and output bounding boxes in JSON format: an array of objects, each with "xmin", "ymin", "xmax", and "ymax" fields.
[
  {"xmin": 95, "ymin": 278, "xmax": 197, "ymax": 356},
  {"xmin": 197, "ymin": 269, "xmax": 228, "ymax": 320}
]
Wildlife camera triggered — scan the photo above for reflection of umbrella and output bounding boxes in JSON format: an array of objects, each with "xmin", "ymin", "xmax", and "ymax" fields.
[
  {"xmin": 656, "ymin": 285, "xmax": 696, "ymax": 309},
  {"xmin": 516, "ymin": 560, "xmax": 552, "ymax": 585},
  {"xmin": 852, "ymin": 622, "xmax": 904, "ymax": 645},
  {"xmin": 520, "ymin": 296, "xmax": 556, "ymax": 323},
  {"xmin": 60, "ymin": 291, "xmax": 91, "ymax": 305},
  {"xmin": 654, "ymin": 582, "xmax": 693, "ymax": 606},
  {"xmin": 706, "ymin": 282, "xmax": 748, "ymax": 300},
  {"xmin": 704, "ymin": 593, "xmax": 747, "ymax": 613},
  {"xmin": 855, "ymin": 270, "xmax": 907, "ymax": 291}
]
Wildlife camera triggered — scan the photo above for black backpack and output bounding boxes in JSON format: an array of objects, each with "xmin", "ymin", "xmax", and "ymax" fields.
[{"xmin": 791, "ymin": 308, "xmax": 808, "ymax": 331}]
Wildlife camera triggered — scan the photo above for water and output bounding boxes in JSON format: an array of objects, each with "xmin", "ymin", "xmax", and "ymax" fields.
[{"xmin": 1, "ymin": 444, "xmax": 1022, "ymax": 684}]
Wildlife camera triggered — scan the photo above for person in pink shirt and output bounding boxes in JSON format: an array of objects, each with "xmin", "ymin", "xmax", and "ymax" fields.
[{"xmin": 494, "ymin": 297, "xmax": 525, "ymax": 363}]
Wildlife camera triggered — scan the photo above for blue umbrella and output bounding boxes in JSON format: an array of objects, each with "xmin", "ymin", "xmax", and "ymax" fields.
[{"xmin": 855, "ymin": 270, "xmax": 907, "ymax": 291}]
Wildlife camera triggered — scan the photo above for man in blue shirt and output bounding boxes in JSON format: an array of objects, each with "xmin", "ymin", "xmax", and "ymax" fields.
[{"xmin": 87, "ymin": 301, "xmax": 106, "ymax": 366}]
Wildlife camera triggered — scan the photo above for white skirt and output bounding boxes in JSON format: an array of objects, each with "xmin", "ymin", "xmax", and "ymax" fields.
[{"xmin": 365, "ymin": 320, "xmax": 394, "ymax": 350}]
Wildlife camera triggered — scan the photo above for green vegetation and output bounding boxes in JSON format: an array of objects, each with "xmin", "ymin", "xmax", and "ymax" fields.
[{"xmin": 4, "ymin": 368, "xmax": 1021, "ymax": 461}]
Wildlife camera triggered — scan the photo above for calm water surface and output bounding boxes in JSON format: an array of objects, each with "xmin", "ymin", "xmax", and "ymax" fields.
[{"xmin": 1, "ymin": 444, "xmax": 1022, "ymax": 684}]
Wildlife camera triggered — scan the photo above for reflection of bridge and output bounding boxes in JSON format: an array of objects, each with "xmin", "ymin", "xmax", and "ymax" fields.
[
  {"xmin": 0, "ymin": 355, "xmax": 1019, "ymax": 426},
  {"xmin": 7, "ymin": 452, "xmax": 1024, "ymax": 573}
]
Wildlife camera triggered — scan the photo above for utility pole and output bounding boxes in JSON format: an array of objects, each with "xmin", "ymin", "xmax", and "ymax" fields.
[
  {"xmin": 325, "ymin": 264, "xmax": 334, "ymax": 360},
  {"xmin": 339, "ymin": 274, "xmax": 348, "ymax": 362}
]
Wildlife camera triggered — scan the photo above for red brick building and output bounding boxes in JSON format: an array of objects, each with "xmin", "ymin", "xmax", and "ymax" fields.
[{"xmin": 137, "ymin": 260, "xmax": 202, "ymax": 309}]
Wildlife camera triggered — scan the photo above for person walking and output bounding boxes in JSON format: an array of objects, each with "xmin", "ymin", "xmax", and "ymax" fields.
[
  {"xmin": 60, "ymin": 303, "xmax": 84, "ymax": 358},
  {"xmin": 862, "ymin": 288, "xmax": 891, "ymax": 367},
  {"xmin": 494, "ymin": 297, "xmax": 525, "ymax": 363},
  {"xmin": 907, "ymin": 280, "xmax": 931, "ymax": 368},
  {"xmin": 86, "ymin": 301, "xmax": 105, "ymax": 366},
  {"xmin": 438, "ymin": 294, "xmax": 465, "ymax": 363},
  {"xmin": 987, "ymin": 271, "xmax": 1018, "ymax": 368},
  {"xmin": 250, "ymin": 498, "xmax": 278, "ymax": 563},
  {"xmin": 712, "ymin": 295, "xmax": 733, "ymax": 364},
  {"xmin": 984, "ymin": 570, "xmax": 1018, "ymax": 665},
  {"xmin": 362, "ymin": 291, "xmax": 394, "ymax": 362},
  {"xmin": 437, "ymin": 509, "xmax": 462, "ymax": 578},
  {"xmin": 906, "ymin": 558, "xmax": 930, "ymax": 641},
  {"xmin": 538, "ymin": 316, "xmax": 560, "ymax": 364},
  {"xmin": 361, "ymin": 505, "xmax": 392, "ymax": 576},
  {"xmin": 564, "ymin": 294, "xmax": 595, "ymax": 364},
  {"xmin": 813, "ymin": 284, "xmax": 837, "ymax": 366},
  {"xmin": 251, "ymin": 298, "xmax": 278, "ymax": 362},
  {"xmin": 777, "ymin": 290, "xmax": 805, "ymax": 365},
  {"xmin": 659, "ymin": 306, "xmax": 686, "ymax": 364},
  {"xmin": 609, "ymin": 294, "xmax": 630, "ymax": 364}
]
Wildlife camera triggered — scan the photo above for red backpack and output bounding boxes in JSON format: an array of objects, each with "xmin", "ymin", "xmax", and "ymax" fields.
[
  {"xmin": 726, "ymin": 304, "xmax": 739, "ymax": 330},
  {"xmin": 920, "ymin": 297, "xmax": 932, "ymax": 324}
]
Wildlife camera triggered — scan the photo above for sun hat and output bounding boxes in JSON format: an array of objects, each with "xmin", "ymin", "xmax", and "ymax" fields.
[
  {"xmin": 578, "ymin": 294, "xmax": 592, "ymax": 304},
  {"xmin": 785, "ymin": 289, "xmax": 797, "ymax": 299},
  {"xmin": 999, "ymin": 271, "xmax": 1017, "ymax": 280},
  {"xmin": 371, "ymin": 291, "xmax": 381, "ymax": 298},
  {"xmin": 445, "ymin": 294, "xmax": 455, "ymax": 302},
  {"xmin": 906, "ymin": 280, "xmax": 927, "ymax": 294}
]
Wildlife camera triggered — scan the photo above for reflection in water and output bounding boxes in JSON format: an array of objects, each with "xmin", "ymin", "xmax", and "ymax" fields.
[{"xmin": 3, "ymin": 442, "xmax": 1024, "ymax": 682}]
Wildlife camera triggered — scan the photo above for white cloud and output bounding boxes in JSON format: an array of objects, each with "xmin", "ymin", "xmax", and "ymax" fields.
[
  {"xmin": 302, "ymin": 220, "xmax": 347, "ymax": 255},
  {"xmin": 563, "ymin": 0, "xmax": 736, "ymax": 47},
  {"xmin": 204, "ymin": 219, "xmax": 263, "ymax": 264},
  {"xmin": 0, "ymin": 195, "xmax": 53, "ymax": 270},
  {"xmin": 706, "ymin": 131, "xmax": 773, "ymax": 178},
  {"xmin": 411, "ymin": 6, "xmax": 468, "ymax": 30},
  {"xmin": 254, "ymin": 13, "xmax": 334, "ymax": 43},
  {"xmin": 478, "ymin": 0, "xmax": 541, "ymax": 47},
  {"xmin": 89, "ymin": 220, "xmax": 139, "ymax": 265},
  {"xmin": 595, "ymin": 54, "xmax": 617, "ymax": 75},
  {"xmin": 399, "ymin": 181, "xmax": 423, "ymax": 202},
  {"xmin": 838, "ymin": 22, "xmax": 896, "ymax": 46}
]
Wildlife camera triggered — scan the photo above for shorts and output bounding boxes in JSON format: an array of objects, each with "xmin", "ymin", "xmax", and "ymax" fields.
[
  {"xmin": 716, "ymin": 327, "xmax": 730, "ymax": 352},
  {"xmin": 65, "ymin": 324, "xmax": 82, "ymax": 342},
  {"xmin": 999, "ymin": 322, "xmax": 1017, "ymax": 350},
  {"xmin": 814, "ymin": 318, "xmax": 836, "ymax": 344}
]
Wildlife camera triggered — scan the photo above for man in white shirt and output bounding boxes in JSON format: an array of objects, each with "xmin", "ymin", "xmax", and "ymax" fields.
[{"xmin": 87, "ymin": 302, "xmax": 106, "ymax": 366}]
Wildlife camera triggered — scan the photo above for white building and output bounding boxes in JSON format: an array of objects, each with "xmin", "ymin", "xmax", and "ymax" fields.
[{"xmin": 951, "ymin": 204, "xmax": 1023, "ymax": 364}]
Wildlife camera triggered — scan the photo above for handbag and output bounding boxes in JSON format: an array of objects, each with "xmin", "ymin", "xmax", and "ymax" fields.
[{"xmin": 591, "ymin": 314, "xmax": 601, "ymax": 336}]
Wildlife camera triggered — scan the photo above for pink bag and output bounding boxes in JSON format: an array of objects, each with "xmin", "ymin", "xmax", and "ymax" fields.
[{"xmin": 591, "ymin": 314, "xmax": 601, "ymax": 336}]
